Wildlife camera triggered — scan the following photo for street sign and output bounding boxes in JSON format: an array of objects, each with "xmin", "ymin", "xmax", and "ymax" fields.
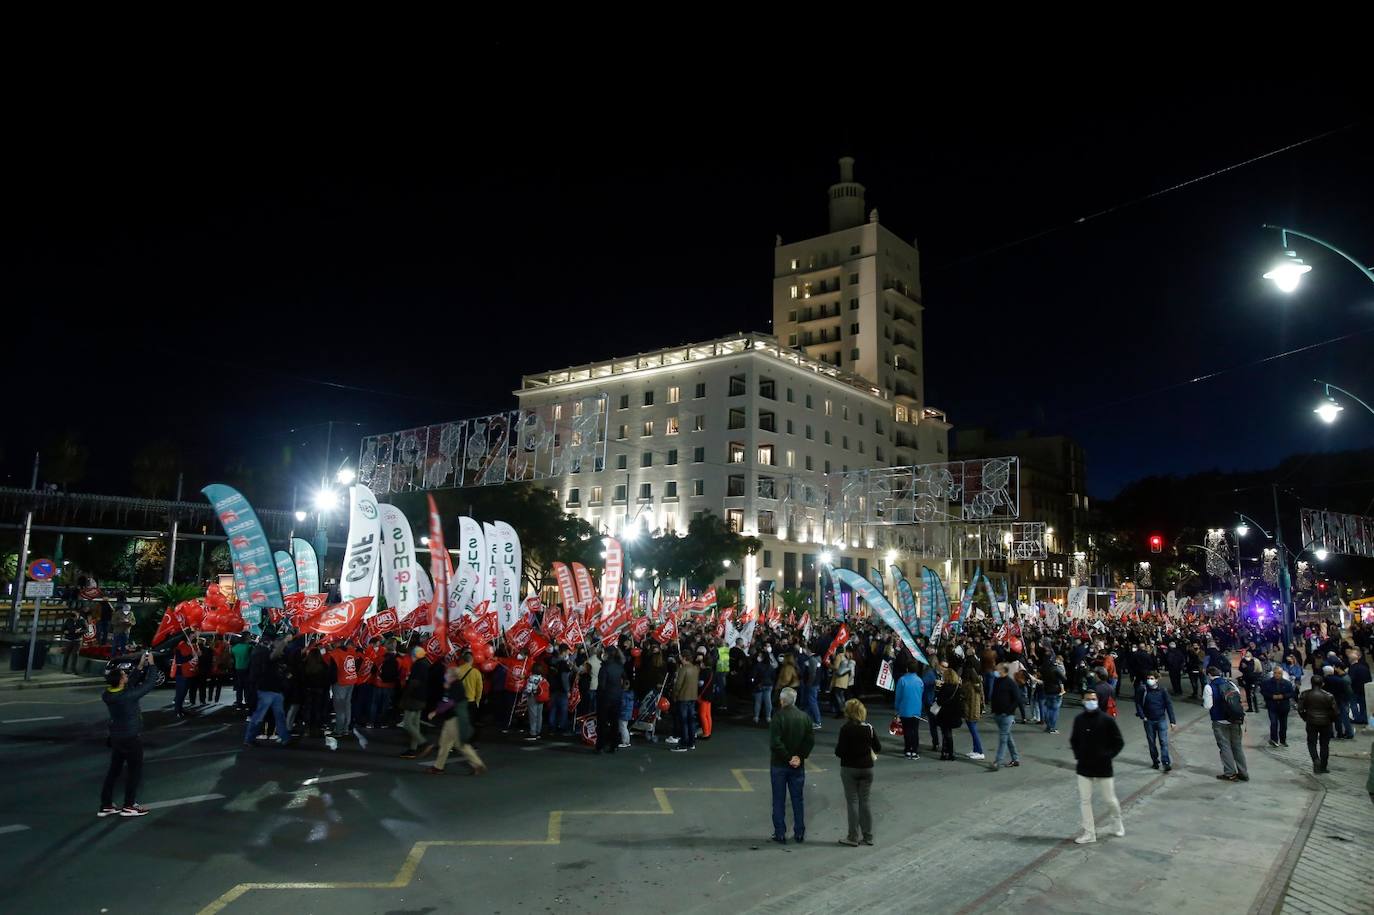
[
  {"xmin": 24, "ymin": 580, "xmax": 55, "ymax": 598},
  {"xmin": 27, "ymin": 558, "xmax": 56, "ymax": 581}
]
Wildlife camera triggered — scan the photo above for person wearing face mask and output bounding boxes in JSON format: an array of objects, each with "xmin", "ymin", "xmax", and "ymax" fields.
[
  {"xmin": 1133, "ymin": 670, "xmax": 1176, "ymax": 771},
  {"xmin": 1238, "ymin": 650, "xmax": 1261, "ymax": 713},
  {"xmin": 1261, "ymin": 664, "xmax": 1295, "ymax": 748},
  {"xmin": 1164, "ymin": 642, "xmax": 1186, "ymax": 696},
  {"xmin": 987, "ymin": 663, "xmax": 1021, "ymax": 770},
  {"xmin": 1070, "ymin": 690, "xmax": 1125, "ymax": 844}
]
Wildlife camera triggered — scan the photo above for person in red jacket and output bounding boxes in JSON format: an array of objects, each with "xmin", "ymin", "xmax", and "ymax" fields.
[
  {"xmin": 352, "ymin": 638, "xmax": 380, "ymax": 727},
  {"xmin": 327, "ymin": 642, "xmax": 361, "ymax": 736},
  {"xmin": 369, "ymin": 640, "xmax": 401, "ymax": 728}
]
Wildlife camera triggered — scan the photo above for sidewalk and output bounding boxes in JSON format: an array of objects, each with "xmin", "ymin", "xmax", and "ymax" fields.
[{"xmin": 0, "ymin": 667, "xmax": 103, "ymax": 690}]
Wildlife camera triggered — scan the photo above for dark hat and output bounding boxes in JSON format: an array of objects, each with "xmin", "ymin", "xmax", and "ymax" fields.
[{"xmin": 1206, "ymin": 665, "xmax": 1221, "ymax": 676}]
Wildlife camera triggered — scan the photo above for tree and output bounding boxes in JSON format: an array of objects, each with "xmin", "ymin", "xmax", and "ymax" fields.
[
  {"xmin": 131, "ymin": 440, "xmax": 181, "ymax": 499},
  {"xmin": 42, "ymin": 432, "xmax": 88, "ymax": 490},
  {"xmin": 779, "ymin": 588, "xmax": 812, "ymax": 612},
  {"xmin": 626, "ymin": 512, "xmax": 762, "ymax": 596}
]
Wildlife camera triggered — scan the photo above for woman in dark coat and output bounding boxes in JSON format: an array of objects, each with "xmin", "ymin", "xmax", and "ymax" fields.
[
  {"xmin": 934, "ymin": 663, "xmax": 965, "ymax": 761},
  {"xmin": 833, "ymin": 698, "xmax": 882, "ymax": 846},
  {"xmin": 595, "ymin": 648, "xmax": 626, "ymax": 754}
]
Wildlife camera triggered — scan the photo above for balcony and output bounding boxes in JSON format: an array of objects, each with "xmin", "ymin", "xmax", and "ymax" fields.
[
  {"xmin": 797, "ymin": 303, "xmax": 841, "ymax": 322},
  {"xmin": 892, "ymin": 335, "xmax": 917, "ymax": 351}
]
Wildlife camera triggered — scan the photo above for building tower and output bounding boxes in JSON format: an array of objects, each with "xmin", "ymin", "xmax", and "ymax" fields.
[{"xmin": 773, "ymin": 157, "xmax": 948, "ymax": 465}]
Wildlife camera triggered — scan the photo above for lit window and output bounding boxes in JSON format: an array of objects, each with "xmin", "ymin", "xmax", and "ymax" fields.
[
  {"xmin": 642, "ymin": 420, "xmax": 653, "ymax": 436},
  {"xmin": 554, "ymin": 404, "xmax": 563, "ymax": 420},
  {"xmin": 573, "ymin": 401, "xmax": 583, "ymax": 417},
  {"xmin": 786, "ymin": 450, "xmax": 795, "ymax": 468},
  {"xmin": 790, "ymin": 285, "xmax": 799, "ymax": 299},
  {"xmin": 728, "ymin": 442, "xmax": 746, "ymax": 464},
  {"xmin": 758, "ymin": 510, "xmax": 777, "ymax": 534},
  {"xmin": 590, "ymin": 486, "xmax": 603, "ymax": 503},
  {"xmin": 667, "ymin": 386, "xmax": 680, "ymax": 404},
  {"xmin": 666, "ymin": 417, "xmax": 680, "ymax": 435},
  {"xmin": 824, "ymin": 399, "xmax": 833, "ymax": 416},
  {"xmin": 758, "ymin": 444, "xmax": 775, "ymax": 466},
  {"xmin": 790, "ymin": 258, "xmax": 799, "ymax": 269},
  {"xmin": 726, "ymin": 509, "xmax": 743, "ymax": 532}
]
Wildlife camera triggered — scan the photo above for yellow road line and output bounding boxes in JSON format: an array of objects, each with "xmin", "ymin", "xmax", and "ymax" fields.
[{"xmin": 196, "ymin": 764, "xmax": 798, "ymax": 913}]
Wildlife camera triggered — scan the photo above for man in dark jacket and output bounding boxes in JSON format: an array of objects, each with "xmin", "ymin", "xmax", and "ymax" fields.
[
  {"xmin": 244, "ymin": 638, "xmax": 292, "ymax": 747},
  {"xmin": 99, "ymin": 652, "xmax": 160, "ymax": 817},
  {"xmin": 1348, "ymin": 652, "xmax": 1371, "ymax": 727},
  {"xmin": 595, "ymin": 648, "xmax": 625, "ymax": 754},
  {"xmin": 1324, "ymin": 665, "xmax": 1356, "ymax": 739},
  {"xmin": 988, "ymin": 663, "xmax": 1021, "ymax": 770},
  {"xmin": 1165, "ymin": 642, "xmax": 1186, "ymax": 696},
  {"xmin": 62, "ymin": 611, "xmax": 86, "ymax": 674},
  {"xmin": 1261, "ymin": 665, "xmax": 1296, "ymax": 748},
  {"xmin": 398, "ymin": 647, "xmax": 432, "ymax": 759},
  {"xmin": 1070, "ymin": 690, "xmax": 1125, "ymax": 844},
  {"xmin": 1297, "ymin": 675, "xmax": 1338, "ymax": 774},
  {"xmin": 768, "ymin": 687, "xmax": 815, "ymax": 844},
  {"xmin": 1133, "ymin": 671, "xmax": 1176, "ymax": 771}
]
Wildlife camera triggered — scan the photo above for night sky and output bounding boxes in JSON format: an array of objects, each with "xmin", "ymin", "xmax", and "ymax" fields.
[{"xmin": 6, "ymin": 71, "xmax": 1370, "ymax": 503}]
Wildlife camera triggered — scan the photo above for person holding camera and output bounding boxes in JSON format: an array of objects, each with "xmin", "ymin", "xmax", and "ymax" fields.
[{"xmin": 99, "ymin": 652, "xmax": 159, "ymax": 817}]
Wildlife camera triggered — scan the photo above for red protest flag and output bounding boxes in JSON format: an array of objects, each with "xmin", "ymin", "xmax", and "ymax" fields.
[
  {"xmin": 787, "ymin": 609, "xmax": 797, "ymax": 627},
  {"xmin": 823, "ymin": 623, "xmax": 851, "ymax": 664},
  {"xmin": 563, "ymin": 617, "xmax": 586, "ymax": 648},
  {"xmin": 542, "ymin": 610, "xmax": 567, "ymax": 642},
  {"xmin": 365, "ymin": 607, "xmax": 401, "ymax": 641},
  {"xmin": 527, "ymin": 631, "xmax": 551, "ymax": 660},
  {"xmin": 581, "ymin": 598, "xmax": 602, "ymax": 629},
  {"xmin": 285, "ymin": 592, "xmax": 329, "ymax": 620},
  {"xmin": 506, "ymin": 616, "xmax": 534, "ymax": 652},
  {"xmin": 595, "ymin": 600, "xmax": 631, "ymax": 642},
  {"xmin": 630, "ymin": 615, "xmax": 650, "ymax": 641},
  {"xmin": 426, "ymin": 494, "xmax": 451, "ymax": 656},
  {"xmin": 299, "ymin": 597, "xmax": 372, "ymax": 641},
  {"xmin": 151, "ymin": 608, "xmax": 184, "ymax": 646},
  {"xmin": 652, "ymin": 611, "xmax": 679, "ymax": 644}
]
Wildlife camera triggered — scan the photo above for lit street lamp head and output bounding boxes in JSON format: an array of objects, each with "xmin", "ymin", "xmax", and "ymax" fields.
[
  {"xmin": 313, "ymin": 489, "xmax": 340, "ymax": 511},
  {"xmin": 1314, "ymin": 548, "xmax": 1328, "ymax": 561},
  {"xmin": 1262, "ymin": 252, "xmax": 1312, "ymax": 293},
  {"xmin": 336, "ymin": 466, "xmax": 357, "ymax": 486},
  {"xmin": 1235, "ymin": 523, "xmax": 1249, "ymax": 538},
  {"xmin": 294, "ymin": 510, "xmax": 308, "ymax": 522},
  {"xmin": 1314, "ymin": 397, "xmax": 1343, "ymax": 424},
  {"xmin": 818, "ymin": 551, "xmax": 834, "ymax": 566}
]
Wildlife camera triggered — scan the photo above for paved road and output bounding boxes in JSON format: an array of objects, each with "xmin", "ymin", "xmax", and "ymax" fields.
[{"xmin": 0, "ymin": 680, "xmax": 1364, "ymax": 914}]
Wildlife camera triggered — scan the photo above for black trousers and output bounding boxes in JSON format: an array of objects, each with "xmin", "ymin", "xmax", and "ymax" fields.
[
  {"xmin": 1169, "ymin": 670, "xmax": 1183, "ymax": 694},
  {"xmin": 1306, "ymin": 723, "xmax": 1332, "ymax": 769},
  {"xmin": 101, "ymin": 736, "xmax": 144, "ymax": 808},
  {"xmin": 900, "ymin": 717, "xmax": 921, "ymax": 755},
  {"xmin": 595, "ymin": 709, "xmax": 619, "ymax": 752}
]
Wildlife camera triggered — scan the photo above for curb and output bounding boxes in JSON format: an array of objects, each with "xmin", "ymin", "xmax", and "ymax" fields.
[{"xmin": 0, "ymin": 677, "xmax": 104, "ymax": 691}]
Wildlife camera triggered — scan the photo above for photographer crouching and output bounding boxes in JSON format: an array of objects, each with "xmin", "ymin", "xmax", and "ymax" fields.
[{"xmin": 98, "ymin": 650, "xmax": 159, "ymax": 818}]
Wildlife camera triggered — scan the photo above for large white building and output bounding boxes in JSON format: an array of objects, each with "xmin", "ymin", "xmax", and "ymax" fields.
[
  {"xmin": 516, "ymin": 160, "xmax": 950, "ymax": 610},
  {"xmin": 772, "ymin": 157, "xmax": 947, "ymax": 465}
]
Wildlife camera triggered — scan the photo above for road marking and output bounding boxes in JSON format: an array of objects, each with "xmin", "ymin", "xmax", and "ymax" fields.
[
  {"xmin": 0, "ymin": 824, "xmax": 31, "ymax": 835},
  {"xmin": 0, "ymin": 716, "xmax": 63, "ymax": 724},
  {"xmin": 155, "ymin": 724, "xmax": 229, "ymax": 755},
  {"xmin": 300, "ymin": 772, "xmax": 367, "ymax": 786},
  {"xmin": 142, "ymin": 794, "xmax": 225, "ymax": 811},
  {"xmin": 519, "ymin": 744, "xmax": 549, "ymax": 751}
]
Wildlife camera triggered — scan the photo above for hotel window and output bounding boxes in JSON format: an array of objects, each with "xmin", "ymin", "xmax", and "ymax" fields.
[
  {"xmin": 667, "ymin": 448, "xmax": 678, "ymax": 465},
  {"xmin": 851, "ymin": 348, "xmax": 859, "ymax": 361},
  {"xmin": 805, "ymin": 424, "xmax": 813, "ymax": 440},
  {"xmin": 573, "ymin": 401, "xmax": 584, "ymax": 416},
  {"xmin": 790, "ymin": 257, "xmax": 799, "ymax": 269},
  {"xmin": 758, "ymin": 510, "xmax": 777, "ymax": 535},
  {"xmin": 790, "ymin": 285, "xmax": 799, "ymax": 299},
  {"xmin": 728, "ymin": 441, "xmax": 746, "ymax": 464},
  {"xmin": 824, "ymin": 399, "xmax": 833, "ymax": 416},
  {"xmin": 786, "ymin": 449, "xmax": 795, "ymax": 468},
  {"xmin": 693, "ymin": 510, "xmax": 705, "ymax": 521},
  {"xmin": 842, "ymin": 435, "xmax": 849, "ymax": 449},
  {"xmin": 757, "ymin": 444, "xmax": 775, "ymax": 466},
  {"xmin": 694, "ymin": 382, "xmax": 706, "ymax": 398},
  {"xmin": 727, "ymin": 474, "xmax": 746, "ymax": 497},
  {"xmin": 763, "ymin": 550, "xmax": 772, "ymax": 567},
  {"xmin": 786, "ymin": 387, "xmax": 794, "ymax": 403},
  {"xmin": 758, "ymin": 410, "xmax": 776, "ymax": 432},
  {"xmin": 617, "ymin": 424, "xmax": 628, "ymax": 440},
  {"xmin": 665, "ymin": 416, "xmax": 680, "ymax": 435},
  {"xmin": 728, "ymin": 408, "xmax": 746, "ymax": 429},
  {"xmin": 638, "ymin": 483, "xmax": 652, "ymax": 501},
  {"xmin": 759, "ymin": 377, "xmax": 776, "ymax": 400},
  {"xmin": 566, "ymin": 488, "xmax": 580, "ymax": 505},
  {"xmin": 664, "ymin": 481, "xmax": 678, "ymax": 499},
  {"xmin": 642, "ymin": 420, "xmax": 654, "ymax": 436},
  {"xmin": 875, "ymin": 418, "xmax": 885, "ymax": 434},
  {"xmin": 758, "ymin": 475, "xmax": 777, "ymax": 499},
  {"xmin": 590, "ymin": 486, "xmax": 603, "ymax": 504},
  {"xmin": 570, "ymin": 431, "xmax": 582, "ymax": 446},
  {"xmin": 643, "ymin": 390, "xmax": 654, "ymax": 406},
  {"xmin": 787, "ymin": 310, "xmax": 797, "ymax": 322},
  {"xmin": 692, "ymin": 479, "xmax": 705, "ymax": 496},
  {"xmin": 805, "ymin": 394, "xmax": 813, "ymax": 409},
  {"xmin": 849, "ymin": 298, "xmax": 858, "ymax": 310},
  {"xmin": 693, "ymin": 414, "xmax": 705, "ymax": 432},
  {"xmin": 805, "ymin": 455, "xmax": 814, "ymax": 470},
  {"xmin": 848, "ymin": 273, "xmax": 859, "ymax": 285},
  {"xmin": 876, "ymin": 446, "xmax": 884, "ymax": 462},
  {"xmin": 849, "ymin": 244, "xmax": 860, "ymax": 255},
  {"xmin": 553, "ymin": 404, "xmax": 563, "ymax": 420},
  {"xmin": 786, "ymin": 419, "xmax": 794, "ymax": 434},
  {"xmin": 641, "ymin": 452, "xmax": 652, "ymax": 468},
  {"xmin": 850, "ymin": 323, "xmax": 859, "ymax": 336},
  {"xmin": 725, "ymin": 509, "xmax": 744, "ymax": 532},
  {"xmin": 693, "ymin": 446, "xmax": 705, "ymax": 463},
  {"xmin": 729, "ymin": 374, "xmax": 746, "ymax": 396},
  {"xmin": 858, "ymin": 441, "xmax": 864, "ymax": 454},
  {"xmin": 858, "ymin": 412, "xmax": 865, "ymax": 427},
  {"xmin": 825, "ymin": 460, "xmax": 832, "ymax": 473},
  {"xmin": 787, "ymin": 334, "xmax": 798, "ymax": 347},
  {"xmin": 824, "ymin": 430, "xmax": 832, "ymax": 445},
  {"xmin": 616, "ymin": 454, "xmax": 627, "ymax": 470},
  {"xmin": 614, "ymin": 484, "xmax": 627, "ymax": 502},
  {"xmin": 842, "ymin": 405, "xmax": 849, "ymax": 420},
  {"xmin": 667, "ymin": 385, "xmax": 680, "ymax": 404}
]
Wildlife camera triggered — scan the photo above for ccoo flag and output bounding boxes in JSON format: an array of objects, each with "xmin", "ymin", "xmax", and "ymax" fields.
[{"xmin": 203, "ymin": 484, "xmax": 284, "ymax": 630}]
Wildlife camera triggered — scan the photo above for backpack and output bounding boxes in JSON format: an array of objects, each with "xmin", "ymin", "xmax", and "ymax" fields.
[
  {"xmin": 380, "ymin": 654, "xmax": 399, "ymax": 683},
  {"xmin": 1216, "ymin": 677, "xmax": 1246, "ymax": 721}
]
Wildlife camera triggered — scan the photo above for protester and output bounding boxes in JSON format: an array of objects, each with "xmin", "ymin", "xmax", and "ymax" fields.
[
  {"xmin": 960, "ymin": 656, "xmax": 986, "ymax": 760},
  {"xmin": 769, "ymin": 687, "xmax": 813, "ymax": 844},
  {"xmin": 427, "ymin": 665, "xmax": 486, "ymax": 775},
  {"xmin": 398, "ymin": 646, "xmax": 432, "ymax": 759},
  {"xmin": 171, "ymin": 636, "xmax": 198, "ymax": 719},
  {"xmin": 1202, "ymin": 665, "xmax": 1249, "ymax": 782},
  {"xmin": 834, "ymin": 697, "xmax": 881, "ymax": 846},
  {"xmin": 1133, "ymin": 670, "xmax": 1176, "ymax": 771},
  {"xmin": 933, "ymin": 663, "xmax": 964, "ymax": 761},
  {"xmin": 1262, "ymin": 664, "xmax": 1296, "ymax": 748},
  {"xmin": 327, "ymin": 641, "xmax": 360, "ymax": 737},
  {"xmin": 62, "ymin": 610, "xmax": 85, "ymax": 674},
  {"xmin": 243, "ymin": 637, "xmax": 292, "ymax": 748},
  {"xmin": 988, "ymin": 662, "xmax": 1021, "ymax": 770},
  {"xmin": 1297, "ymin": 674, "xmax": 1337, "ymax": 774},
  {"xmin": 829, "ymin": 649, "xmax": 854, "ymax": 718},
  {"xmin": 1039, "ymin": 651, "xmax": 1065, "ymax": 734},
  {"xmin": 595, "ymin": 647, "xmax": 626, "ymax": 754},
  {"xmin": 893, "ymin": 660, "xmax": 924, "ymax": 760},
  {"xmin": 99, "ymin": 651, "xmax": 159, "ymax": 817},
  {"xmin": 230, "ymin": 635, "xmax": 252, "ymax": 707},
  {"xmin": 371, "ymin": 641, "xmax": 401, "ymax": 728},
  {"xmin": 1070, "ymin": 690, "xmax": 1125, "ymax": 844},
  {"xmin": 111, "ymin": 595, "xmax": 134, "ymax": 656},
  {"xmin": 669, "ymin": 651, "xmax": 699, "ymax": 752},
  {"xmin": 524, "ymin": 663, "xmax": 548, "ymax": 741}
]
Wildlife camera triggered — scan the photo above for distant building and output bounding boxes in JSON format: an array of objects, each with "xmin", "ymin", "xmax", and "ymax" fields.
[{"xmin": 953, "ymin": 429, "xmax": 1089, "ymax": 590}]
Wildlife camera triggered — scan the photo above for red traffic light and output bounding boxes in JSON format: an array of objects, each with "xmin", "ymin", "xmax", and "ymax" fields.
[
  {"xmin": 1317, "ymin": 581, "xmax": 1327, "ymax": 592},
  {"xmin": 1227, "ymin": 597, "xmax": 1239, "ymax": 609},
  {"xmin": 1149, "ymin": 535, "xmax": 1163, "ymax": 554}
]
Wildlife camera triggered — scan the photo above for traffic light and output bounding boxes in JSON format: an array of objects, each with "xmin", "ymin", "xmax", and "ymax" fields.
[
  {"xmin": 1149, "ymin": 535, "xmax": 1163, "ymax": 554},
  {"xmin": 1317, "ymin": 581, "xmax": 1328, "ymax": 594},
  {"xmin": 1227, "ymin": 597, "xmax": 1239, "ymax": 610}
]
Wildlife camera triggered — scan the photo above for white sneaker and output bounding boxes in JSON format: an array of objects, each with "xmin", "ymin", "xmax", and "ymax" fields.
[
  {"xmin": 967, "ymin": 752, "xmax": 986, "ymax": 760},
  {"xmin": 1108, "ymin": 821, "xmax": 1125, "ymax": 837},
  {"xmin": 665, "ymin": 736, "xmax": 680, "ymax": 744},
  {"xmin": 617, "ymin": 742, "xmax": 632, "ymax": 748},
  {"xmin": 1074, "ymin": 833, "xmax": 1096, "ymax": 844}
]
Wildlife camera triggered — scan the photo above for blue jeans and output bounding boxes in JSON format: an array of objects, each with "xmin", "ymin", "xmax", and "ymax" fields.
[
  {"xmin": 994, "ymin": 713, "xmax": 1018, "ymax": 765},
  {"xmin": 966, "ymin": 720, "xmax": 984, "ymax": 754},
  {"xmin": 547, "ymin": 694, "xmax": 570, "ymax": 733},
  {"xmin": 370, "ymin": 686, "xmax": 393, "ymax": 725},
  {"xmin": 112, "ymin": 632, "xmax": 128, "ymax": 656},
  {"xmin": 1336, "ymin": 699, "xmax": 1355, "ymax": 738},
  {"xmin": 1041, "ymin": 695, "xmax": 1062, "ymax": 731},
  {"xmin": 1143, "ymin": 717, "xmax": 1171, "ymax": 766},
  {"xmin": 174, "ymin": 674, "xmax": 190, "ymax": 715},
  {"xmin": 983, "ymin": 672, "xmax": 995, "ymax": 708},
  {"xmin": 754, "ymin": 688, "xmax": 773, "ymax": 722},
  {"xmin": 770, "ymin": 764, "xmax": 806, "ymax": 839},
  {"xmin": 677, "ymin": 700, "xmax": 696, "ymax": 747},
  {"xmin": 803, "ymin": 685, "xmax": 821, "ymax": 726},
  {"xmin": 245, "ymin": 689, "xmax": 288, "ymax": 744}
]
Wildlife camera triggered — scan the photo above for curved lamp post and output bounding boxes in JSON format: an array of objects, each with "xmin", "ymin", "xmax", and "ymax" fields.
[
  {"xmin": 1313, "ymin": 380, "xmax": 1374, "ymax": 424},
  {"xmin": 1262, "ymin": 224, "xmax": 1374, "ymax": 294}
]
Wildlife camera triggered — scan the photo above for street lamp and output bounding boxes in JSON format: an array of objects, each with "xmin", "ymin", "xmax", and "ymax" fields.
[
  {"xmin": 1313, "ymin": 380, "xmax": 1373, "ymax": 424},
  {"xmin": 294, "ymin": 510, "xmax": 308, "ymax": 522},
  {"xmin": 1235, "ymin": 523, "xmax": 1249, "ymax": 538},
  {"xmin": 1261, "ymin": 224, "xmax": 1374, "ymax": 292},
  {"xmin": 313, "ymin": 489, "xmax": 340, "ymax": 511},
  {"xmin": 336, "ymin": 465, "xmax": 356, "ymax": 486},
  {"xmin": 818, "ymin": 550, "xmax": 834, "ymax": 566},
  {"xmin": 1314, "ymin": 548, "xmax": 1329, "ymax": 562}
]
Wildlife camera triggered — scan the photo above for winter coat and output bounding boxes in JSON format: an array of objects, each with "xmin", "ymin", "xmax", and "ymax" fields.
[
  {"xmin": 1134, "ymin": 685, "xmax": 1175, "ymax": 723},
  {"xmin": 989, "ymin": 675, "xmax": 1019, "ymax": 715},
  {"xmin": 674, "ymin": 661, "xmax": 700, "ymax": 702},
  {"xmin": 1297, "ymin": 687, "xmax": 1337, "ymax": 728},
  {"xmin": 399, "ymin": 658, "xmax": 431, "ymax": 711},
  {"xmin": 834, "ymin": 719, "xmax": 882, "ymax": 769},
  {"xmin": 831, "ymin": 657, "xmax": 853, "ymax": 689},
  {"xmin": 962, "ymin": 670, "xmax": 984, "ymax": 720},
  {"xmin": 934, "ymin": 681, "xmax": 964, "ymax": 727},
  {"xmin": 893, "ymin": 673, "xmax": 924, "ymax": 718},
  {"xmin": 775, "ymin": 659, "xmax": 800, "ymax": 690},
  {"xmin": 1262, "ymin": 676, "xmax": 1295, "ymax": 709},
  {"xmin": 752, "ymin": 658, "xmax": 777, "ymax": 689},
  {"xmin": 597, "ymin": 660, "xmax": 625, "ymax": 711},
  {"xmin": 1070, "ymin": 709, "xmax": 1124, "ymax": 778}
]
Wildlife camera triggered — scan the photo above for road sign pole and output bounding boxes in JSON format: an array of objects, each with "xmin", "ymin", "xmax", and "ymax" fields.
[
  {"xmin": 8, "ymin": 452, "xmax": 39, "ymax": 633},
  {"xmin": 25, "ymin": 593, "xmax": 43, "ymax": 682}
]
